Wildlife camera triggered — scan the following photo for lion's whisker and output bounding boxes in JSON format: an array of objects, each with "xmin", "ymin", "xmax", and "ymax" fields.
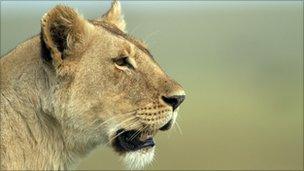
[
  {"xmin": 98, "ymin": 111, "xmax": 136, "ymax": 128},
  {"xmin": 105, "ymin": 129, "xmax": 126, "ymax": 145},
  {"xmin": 175, "ymin": 121, "xmax": 183, "ymax": 135},
  {"xmin": 104, "ymin": 130, "xmax": 126, "ymax": 147},
  {"xmin": 104, "ymin": 118, "xmax": 139, "ymax": 146},
  {"xmin": 129, "ymin": 124, "xmax": 149, "ymax": 141},
  {"xmin": 128, "ymin": 128, "xmax": 143, "ymax": 141},
  {"xmin": 122, "ymin": 118, "xmax": 141, "ymax": 131},
  {"xmin": 112, "ymin": 116, "xmax": 138, "ymax": 130}
]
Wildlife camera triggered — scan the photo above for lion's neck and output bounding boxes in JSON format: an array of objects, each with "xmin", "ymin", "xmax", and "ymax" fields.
[
  {"xmin": 1, "ymin": 87, "xmax": 75, "ymax": 170},
  {"xmin": 1, "ymin": 36, "xmax": 79, "ymax": 170}
]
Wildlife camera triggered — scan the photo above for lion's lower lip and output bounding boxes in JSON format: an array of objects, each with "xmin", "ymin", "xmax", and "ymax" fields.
[{"xmin": 113, "ymin": 129, "xmax": 155, "ymax": 152}]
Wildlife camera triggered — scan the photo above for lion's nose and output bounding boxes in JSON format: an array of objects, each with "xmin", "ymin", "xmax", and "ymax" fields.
[{"xmin": 161, "ymin": 95, "xmax": 185, "ymax": 111}]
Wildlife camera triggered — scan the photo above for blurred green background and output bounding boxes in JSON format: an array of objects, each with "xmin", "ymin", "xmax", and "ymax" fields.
[{"xmin": 1, "ymin": 1, "xmax": 303, "ymax": 170}]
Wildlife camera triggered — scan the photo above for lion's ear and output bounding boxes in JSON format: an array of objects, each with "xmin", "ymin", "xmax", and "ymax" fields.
[
  {"xmin": 101, "ymin": 0, "xmax": 126, "ymax": 32},
  {"xmin": 41, "ymin": 5, "xmax": 92, "ymax": 66}
]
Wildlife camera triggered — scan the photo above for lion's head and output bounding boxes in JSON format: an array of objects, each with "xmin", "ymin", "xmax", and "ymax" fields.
[{"xmin": 40, "ymin": 1, "xmax": 185, "ymax": 169}]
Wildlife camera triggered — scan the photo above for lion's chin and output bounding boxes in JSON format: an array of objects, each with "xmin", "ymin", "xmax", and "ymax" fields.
[{"xmin": 122, "ymin": 147, "xmax": 155, "ymax": 170}]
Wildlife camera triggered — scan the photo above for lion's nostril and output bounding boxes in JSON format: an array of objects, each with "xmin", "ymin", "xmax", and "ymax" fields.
[{"xmin": 161, "ymin": 95, "xmax": 185, "ymax": 111}]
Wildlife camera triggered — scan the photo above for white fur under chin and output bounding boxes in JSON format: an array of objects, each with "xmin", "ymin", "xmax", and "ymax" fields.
[{"xmin": 122, "ymin": 147, "xmax": 155, "ymax": 170}]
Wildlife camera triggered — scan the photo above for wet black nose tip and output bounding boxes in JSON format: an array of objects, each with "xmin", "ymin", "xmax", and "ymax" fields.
[{"xmin": 162, "ymin": 95, "xmax": 185, "ymax": 111}]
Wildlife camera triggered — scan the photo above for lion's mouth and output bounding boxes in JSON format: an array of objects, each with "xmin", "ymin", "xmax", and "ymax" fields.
[{"xmin": 112, "ymin": 129, "xmax": 155, "ymax": 152}]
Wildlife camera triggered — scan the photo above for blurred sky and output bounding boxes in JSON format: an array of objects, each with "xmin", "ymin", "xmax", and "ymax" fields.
[{"xmin": 1, "ymin": 1, "xmax": 302, "ymax": 56}]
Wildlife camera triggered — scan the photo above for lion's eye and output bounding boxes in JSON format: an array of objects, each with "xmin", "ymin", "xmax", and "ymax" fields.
[{"xmin": 113, "ymin": 56, "xmax": 134, "ymax": 69}]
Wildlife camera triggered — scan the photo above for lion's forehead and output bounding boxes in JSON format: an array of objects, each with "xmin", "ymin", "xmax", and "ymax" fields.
[{"xmin": 89, "ymin": 20, "xmax": 154, "ymax": 60}]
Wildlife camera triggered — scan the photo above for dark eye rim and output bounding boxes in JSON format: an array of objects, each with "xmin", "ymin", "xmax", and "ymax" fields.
[{"xmin": 113, "ymin": 56, "xmax": 134, "ymax": 69}]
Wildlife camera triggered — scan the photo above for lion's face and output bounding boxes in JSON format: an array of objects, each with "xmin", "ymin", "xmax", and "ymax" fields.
[
  {"xmin": 73, "ymin": 24, "xmax": 185, "ymax": 168},
  {"xmin": 41, "ymin": 1, "xmax": 185, "ymax": 169}
]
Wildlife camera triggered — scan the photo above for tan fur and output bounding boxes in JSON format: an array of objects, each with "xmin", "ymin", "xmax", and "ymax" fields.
[
  {"xmin": 0, "ymin": 1, "xmax": 185, "ymax": 170},
  {"xmin": 100, "ymin": 0, "xmax": 126, "ymax": 31}
]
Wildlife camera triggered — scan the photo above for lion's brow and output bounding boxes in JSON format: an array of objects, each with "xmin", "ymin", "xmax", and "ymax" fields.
[{"xmin": 89, "ymin": 20, "xmax": 154, "ymax": 59}]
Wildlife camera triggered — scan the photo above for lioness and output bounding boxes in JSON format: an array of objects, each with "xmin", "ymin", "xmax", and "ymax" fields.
[{"xmin": 0, "ymin": 1, "xmax": 185, "ymax": 170}]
